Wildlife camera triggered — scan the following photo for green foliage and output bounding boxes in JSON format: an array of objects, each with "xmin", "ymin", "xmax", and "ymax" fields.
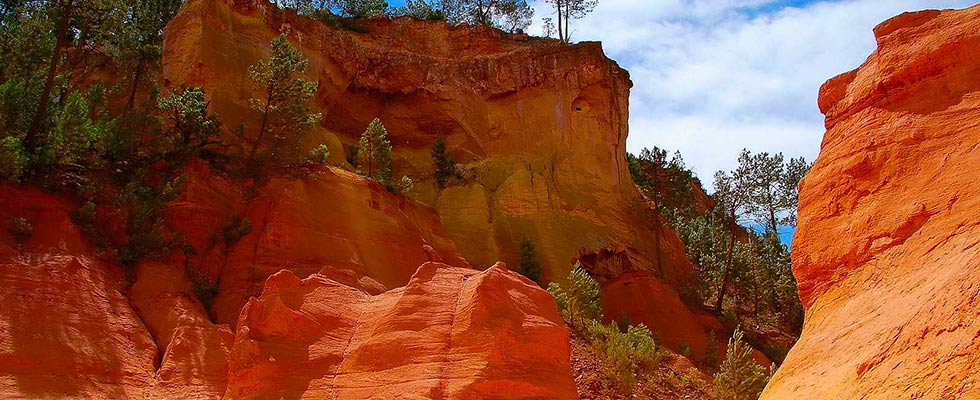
[
  {"xmin": 545, "ymin": 0, "xmax": 597, "ymax": 42},
  {"xmin": 628, "ymin": 147, "xmax": 697, "ymax": 216},
  {"xmin": 431, "ymin": 138, "xmax": 458, "ymax": 188},
  {"xmin": 548, "ymin": 262, "xmax": 602, "ymax": 330},
  {"xmin": 714, "ymin": 328, "xmax": 770, "ymax": 400},
  {"xmin": 42, "ymin": 91, "xmax": 110, "ymax": 170},
  {"xmin": 397, "ymin": 0, "xmax": 446, "ymax": 20},
  {"xmin": 517, "ymin": 235, "xmax": 542, "ymax": 284},
  {"xmin": 72, "ymin": 201, "xmax": 98, "ymax": 234},
  {"xmin": 221, "ymin": 217, "xmax": 251, "ymax": 246},
  {"xmin": 356, "ymin": 118, "xmax": 393, "ymax": 182},
  {"xmin": 246, "ymin": 34, "xmax": 322, "ymax": 170},
  {"xmin": 332, "ymin": 0, "xmax": 388, "ymax": 17},
  {"xmin": 116, "ymin": 174, "xmax": 184, "ymax": 266},
  {"xmin": 8, "ymin": 216, "xmax": 32, "ymax": 243},
  {"xmin": 158, "ymin": 86, "xmax": 221, "ymax": 155},
  {"xmin": 382, "ymin": 174, "xmax": 414, "ymax": 194},
  {"xmin": 586, "ymin": 321, "xmax": 663, "ymax": 393},
  {"xmin": 677, "ymin": 342, "xmax": 692, "ymax": 358},
  {"xmin": 188, "ymin": 269, "xmax": 219, "ymax": 310},
  {"xmin": 0, "ymin": 78, "xmax": 42, "ymax": 135},
  {"xmin": 307, "ymin": 143, "xmax": 330, "ymax": 165},
  {"xmin": 0, "ymin": 136, "xmax": 27, "ymax": 182},
  {"xmin": 346, "ymin": 143, "xmax": 359, "ymax": 168}
]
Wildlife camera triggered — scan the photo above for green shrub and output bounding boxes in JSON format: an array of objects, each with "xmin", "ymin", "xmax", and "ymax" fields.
[
  {"xmin": 221, "ymin": 217, "xmax": 251, "ymax": 246},
  {"xmin": 346, "ymin": 143, "xmax": 359, "ymax": 168},
  {"xmin": 188, "ymin": 269, "xmax": 219, "ymax": 310},
  {"xmin": 72, "ymin": 201, "xmax": 98, "ymax": 234},
  {"xmin": 384, "ymin": 175, "xmax": 414, "ymax": 194},
  {"xmin": 309, "ymin": 9, "xmax": 371, "ymax": 33},
  {"xmin": 587, "ymin": 321, "xmax": 663, "ymax": 393},
  {"xmin": 548, "ymin": 262, "xmax": 602, "ymax": 330},
  {"xmin": 714, "ymin": 328, "xmax": 770, "ymax": 400},
  {"xmin": 678, "ymin": 342, "xmax": 692, "ymax": 358},
  {"xmin": 432, "ymin": 138, "xmax": 458, "ymax": 188},
  {"xmin": 307, "ymin": 143, "xmax": 330, "ymax": 165},
  {"xmin": 518, "ymin": 236, "xmax": 542, "ymax": 284},
  {"xmin": 157, "ymin": 86, "xmax": 221, "ymax": 155},
  {"xmin": 0, "ymin": 136, "xmax": 28, "ymax": 182}
]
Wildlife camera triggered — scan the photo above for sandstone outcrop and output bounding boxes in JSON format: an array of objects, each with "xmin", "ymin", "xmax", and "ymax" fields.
[
  {"xmin": 0, "ymin": 185, "xmax": 576, "ymax": 398},
  {"xmin": 166, "ymin": 160, "xmax": 468, "ymax": 325},
  {"xmin": 162, "ymin": 0, "xmax": 695, "ymax": 289},
  {"xmin": 226, "ymin": 262, "xmax": 576, "ymax": 399},
  {"xmin": 763, "ymin": 5, "xmax": 980, "ymax": 399}
]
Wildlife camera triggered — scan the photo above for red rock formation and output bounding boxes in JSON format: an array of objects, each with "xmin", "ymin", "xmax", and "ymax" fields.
[
  {"xmin": 165, "ymin": 160, "xmax": 467, "ymax": 325},
  {"xmin": 162, "ymin": 0, "xmax": 695, "ymax": 289},
  {"xmin": 226, "ymin": 262, "xmax": 576, "ymax": 399},
  {"xmin": 764, "ymin": 5, "xmax": 980, "ymax": 399},
  {"xmin": 0, "ymin": 186, "xmax": 158, "ymax": 398},
  {"xmin": 0, "ymin": 184, "xmax": 575, "ymax": 398}
]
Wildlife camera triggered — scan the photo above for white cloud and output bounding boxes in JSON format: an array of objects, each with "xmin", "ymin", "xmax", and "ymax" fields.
[{"xmin": 528, "ymin": 0, "xmax": 976, "ymax": 188}]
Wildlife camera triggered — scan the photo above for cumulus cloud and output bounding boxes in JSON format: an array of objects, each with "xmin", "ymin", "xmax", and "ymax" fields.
[{"xmin": 527, "ymin": 0, "xmax": 975, "ymax": 186}]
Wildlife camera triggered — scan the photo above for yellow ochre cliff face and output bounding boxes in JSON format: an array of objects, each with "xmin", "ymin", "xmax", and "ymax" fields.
[{"xmin": 163, "ymin": 0, "xmax": 696, "ymax": 288}]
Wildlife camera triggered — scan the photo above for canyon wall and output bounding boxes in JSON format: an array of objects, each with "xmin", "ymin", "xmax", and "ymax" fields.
[
  {"xmin": 163, "ymin": 0, "xmax": 694, "ymax": 288},
  {"xmin": 0, "ymin": 0, "xmax": 733, "ymax": 397},
  {"xmin": 763, "ymin": 5, "xmax": 980, "ymax": 399}
]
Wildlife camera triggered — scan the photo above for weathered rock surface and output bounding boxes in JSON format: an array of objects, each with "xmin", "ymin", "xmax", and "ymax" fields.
[
  {"xmin": 764, "ymin": 5, "xmax": 980, "ymax": 399},
  {"xmin": 226, "ymin": 262, "xmax": 577, "ymax": 399},
  {"xmin": 163, "ymin": 0, "xmax": 695, "ymax": 289},
  {"xmin": 0, "ymin": 184, "xmax": 576, "ymax": 399},
  {"xmin": 167, "ymin": 160, "xmax": 468, "ymax": 325},
  {"xmin": 0, "ymin": 186, "xmax": 225, "ymax": 399}
]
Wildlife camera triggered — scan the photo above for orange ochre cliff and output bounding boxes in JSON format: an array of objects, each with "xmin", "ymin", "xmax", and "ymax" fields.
[
  {"xmin": 0, "ymin": 0, "xmax": 725, "ymax": 398},
  {"xmin": 763, "ymin": 5, "xmax": 980, "ymax": 399}
]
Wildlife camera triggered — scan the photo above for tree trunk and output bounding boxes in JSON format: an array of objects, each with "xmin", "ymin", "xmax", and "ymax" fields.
[
  {"xmin": 26, "ymin": 0, "xmax": 72, "ymax": 150},
  {"xmin": 714, "ymin": 210, "xmax": 737, "ymax": 312},
  {"xmin": 556, "ymin": 1, "xmax": 564, "ymax": 43},
  {"xmin": 247, "ymin": 92, "xmax": 273, "ymax": 168},
  {"xmin": 768, "ymin": 205, "xmax": 779, "ymax": 235},
  {"xmin": 126, "ymin": 58, "xmax": 145, "ymax": 112}
]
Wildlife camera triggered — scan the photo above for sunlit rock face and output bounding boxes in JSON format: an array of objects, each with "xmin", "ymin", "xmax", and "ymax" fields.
[
  {"xmin": 0, "ymin": 184, "xmax": 575, "ymax": 399},
  {"xmin": 226, "ymin": 263, "xmax": 577, "ymax": 399},
  {"xmin": 763, "ymin": 5, "xmax": 980, "ymax": 399},
  {"xmin": 163, "ymin": 0, "xmax": 695, "ymax": 288}
]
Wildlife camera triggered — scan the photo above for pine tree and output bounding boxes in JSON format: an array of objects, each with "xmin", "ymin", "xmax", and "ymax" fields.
[
  {"xmin": 158, "ymin": 86, "xmax": 221, "ymax": 152},
  {"xmin": 545, "ymin": 0, "xmax": 597, "ymax": 43},
  {"xmin": 246, "ymin": 34, "xmax": 322, "ymax": 169},
  {"xmin": 518, "ymin": 236, "xmax": 542, "ymax": 283},
  {"xmin": 431, "ymin": 138, "xmax": 457, "ymax": 187},
  {"xmin": 356, "ymin": 118, "xmax": 392, "ymax": 182},
  {"xmin": 714, "ymin": 328, "xmax": 769, "ymax": 400},
  {"xmin": 548, "ymin": 262, "xmax": 602, "ymax": 330}
]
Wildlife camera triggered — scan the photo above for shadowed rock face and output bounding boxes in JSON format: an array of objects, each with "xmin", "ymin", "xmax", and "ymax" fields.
[
  {"xmin": 764, "ymin": 5, "xmax": 980, "ymax": 399},
  {"xmin": 163, "ymin": 0, "xmax": 695, "ymax": 288}
]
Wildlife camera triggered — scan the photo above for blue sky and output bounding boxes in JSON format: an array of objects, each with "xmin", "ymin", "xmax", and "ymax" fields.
[
  {"xmin": 515, "ymin": 0, "xmax": 976, "ymax": 183},
  {"xmin": 391, "ymin": 0, "xmax": 975, "ymax": 183}
]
